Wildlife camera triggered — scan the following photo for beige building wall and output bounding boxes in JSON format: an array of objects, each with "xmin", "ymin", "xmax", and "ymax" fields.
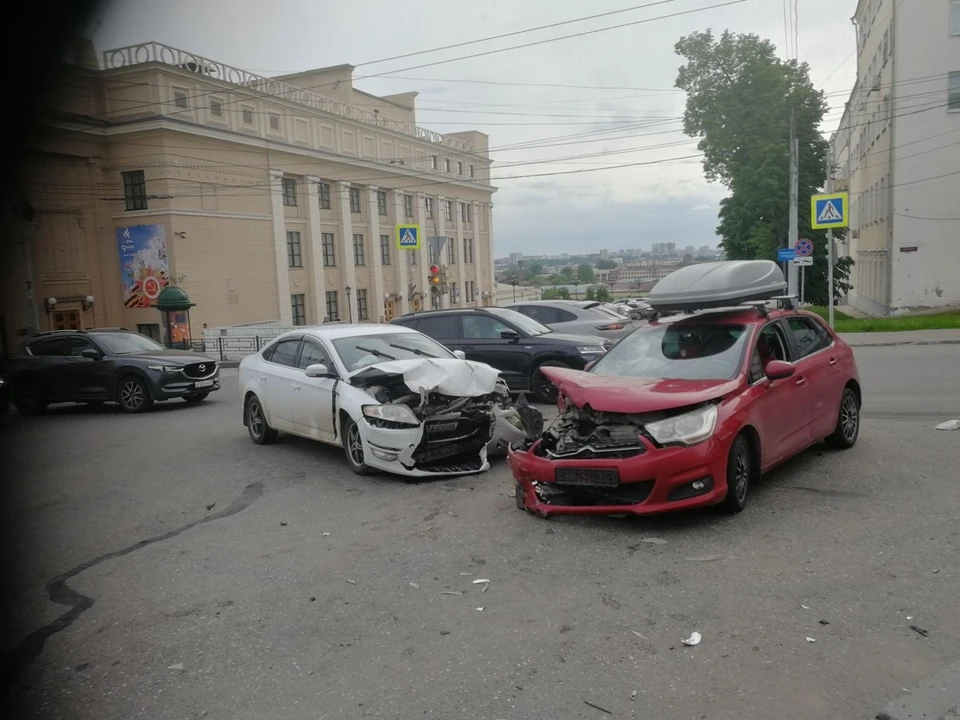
[{"xmin": 2, "ymin": 42, "xmax": 497, "ymax": 350}]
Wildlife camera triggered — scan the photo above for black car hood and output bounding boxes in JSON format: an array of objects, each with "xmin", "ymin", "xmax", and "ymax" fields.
[
  {"xmin": 122, "ymin": 349, "xmax": 216, "ymax": 364},
  {"xmin": 532, "ymin": 331, "xmax": 609, "ymax": 346}
]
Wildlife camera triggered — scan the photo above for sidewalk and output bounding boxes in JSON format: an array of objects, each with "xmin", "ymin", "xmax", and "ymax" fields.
[{"xmin": 840, "ymin": 329, "xmax": 960, "ymax": 347}]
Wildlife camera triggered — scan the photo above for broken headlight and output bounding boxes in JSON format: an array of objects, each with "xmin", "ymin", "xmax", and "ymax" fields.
[
  {"xmin": 645, "ymin": 404, "xmax": 718, "ymax": 447},
  {"xmin": 362, "ymin": 404, "xmax": 420, "ymax": 427}
]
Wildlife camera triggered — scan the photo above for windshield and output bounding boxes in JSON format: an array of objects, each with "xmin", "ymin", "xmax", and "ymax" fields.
[
  {"xmin": 590, "ymin": 322, "xmax": 749, "ymax": 380},
  {"xmin": 333, "ymin": 332, "xmax": 454, "ymax": 372},
  {"xmin": 484, "ymin": 307, "xmax": 551, "ymax": 336},
  {"xmin": 94, "ymin": 333, "xmax": 166, "ymax": 355}
]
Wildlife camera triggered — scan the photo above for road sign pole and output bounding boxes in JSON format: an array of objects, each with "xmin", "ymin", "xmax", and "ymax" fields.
[{"xmin": 827, "ymin": 229, "xmax": 835, "ymax": 328}]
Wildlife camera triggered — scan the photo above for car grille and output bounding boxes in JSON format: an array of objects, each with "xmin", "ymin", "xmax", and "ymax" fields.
[
  {"xmin": 182, "ymin": 361, "xmax": 218, "ymax": 380},
  {"xmin": 424, "ymin": 416, "xmax": 486, "ymax": 443},
  {"xmin": 536, "ymin": 479, "xmax": 655, "ymax": 506}
]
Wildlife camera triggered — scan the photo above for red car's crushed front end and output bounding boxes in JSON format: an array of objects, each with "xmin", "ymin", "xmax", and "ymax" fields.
[{"xmin": 508, "ymin": 367, "xmax": 736, "ymax": 517}]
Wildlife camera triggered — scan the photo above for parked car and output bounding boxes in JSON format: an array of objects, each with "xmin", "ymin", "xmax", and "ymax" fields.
[
  {"xmin": 392, "ymin": 307, "xmax": 611, "ymax": 402},
  {"xmin": 238, "ymin": 324, "xmax": 541, "ymax": 478},
  {"xmin": 506, "ymin": 300, "xmax": 642, "ymax": 341},
  {"xmin": 8, "ymin": 328, "xmax": 220, "ymax": 414},
  {"xmin": 509, "ymin": 260, "xmax": 862, "ymax": 518}
]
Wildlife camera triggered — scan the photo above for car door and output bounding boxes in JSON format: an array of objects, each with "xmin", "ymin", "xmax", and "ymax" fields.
[
  {"xmin": 257, "ymin": 337, "xmax": 302, "ymax": 432},
  {"xmin": 24, "ymin": 336, "xmax": 73, "ymax": 400},
  {"xmin": 412, "ymin": 315, "xmax": 463, "ymax": 354},
  {"xmin": 744, "ymin": 321, "xmax": 812, "ymax": 466},
  {"xmin": 62, "ymin": 336, "xmax": 113, "ymax": 400},
  {"xmin": 784, "ymin": 315, "xmax": 838, "ymax": 440},
  {"xmin": 290, "ymin": 338, "xmax": 337, "ymax": 442},
  {"xmin": 458, "ymin": 314, "xmax": 529, "ymax": 388}
]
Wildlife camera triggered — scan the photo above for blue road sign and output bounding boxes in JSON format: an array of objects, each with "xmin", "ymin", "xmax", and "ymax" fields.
[
  {"xmin": 811, "ymin": 192, "xmax": 849, "ymax": 229},
  {"xmin": 395, "ymin": 224, "xmax": 421, "ymax": 249},
  {"xmin": 777, "ymin": 248, "xmax": 797, "ymax": 262},
  {"xmin": 795, "ymin": 238, "xmax": 814, "ymax": 257}
]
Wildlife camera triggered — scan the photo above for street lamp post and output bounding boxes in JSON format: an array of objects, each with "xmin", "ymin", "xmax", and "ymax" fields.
[
  {"xmin": 345, "ymin": 285, "xmax": 353, "ymax": 323},
  {"xmin": 573, "ymin": 281, "xmax": 579, "ymax": 300}
]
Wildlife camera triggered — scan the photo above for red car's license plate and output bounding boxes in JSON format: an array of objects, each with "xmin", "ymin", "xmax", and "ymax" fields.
[{"xmin": 555, "ymin": 468, "xmax": 619, "ymax": 487}]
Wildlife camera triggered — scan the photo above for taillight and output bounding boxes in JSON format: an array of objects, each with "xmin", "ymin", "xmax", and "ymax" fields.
[{"xmin": 596, "ymin": 323, "xmax": 624, "ymax": 330}]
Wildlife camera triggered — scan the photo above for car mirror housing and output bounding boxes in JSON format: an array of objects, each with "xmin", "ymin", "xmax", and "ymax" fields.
[
  {"xmin": 453, "ymin": 350, "xmax": 466, "ymax": 359},
  {"xmin": 81, "ymin": 348, "xmax": 101, "ymax": 360},
  {"xmin": 500, "ymin": 330, "xmax": 520, "ymax": 341},
  {"xmin": 765, "ymin": 360, "xmax": 795, "ymax": 381},
  {"xmin": 305, "ymin": 363, "xmax": 336, "ymax": 379}
]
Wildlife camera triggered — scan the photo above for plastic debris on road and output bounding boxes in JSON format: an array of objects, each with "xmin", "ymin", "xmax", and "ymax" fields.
[
  {"xmin": 167, "ymin": 663, "xmax": 184, "ymax": 670},
  {"xmin": 346, "ymin": 579, "xmax": 358, "ymax": 585},
  {"xmin": 472, "ymin": 579, "xmax": 490, "ymax": 584},
  {"xmin": 909, "ymin": 625, "xmax": 929, "ymax": 638},
  {"xmin": 805, "ymin": 637, "xmax": 816, "ymax": 643},
  {"xmin": 630, "ymin": 690, "xmax": 638, "ymax": 701},
  {"xmin": 935, "ymin": 419, "xmax": 960, "ymax": 431},
  {"xmin": 440, "ymin": 591, "xmax": 463, "ymax": 596},
  {"xmin": 800, "ymin": 604, "xmax": 811, "ymax": 610},
  {"xmin": 408, "ymin": 582, "xmax": 420, "ymax": 589},
  {"xmin": 631, "ymin": 630, "xmax": 648, "ymax": 640},
  {"xmin": 682, "ymin": 632, "xmax": 702, "ymax": 646},
  {"xmin": 476, "ymin": 607, "xmax": 485, "ymax": 612}
]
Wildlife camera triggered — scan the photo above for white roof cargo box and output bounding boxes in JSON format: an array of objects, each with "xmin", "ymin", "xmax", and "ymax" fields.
[{"xmin": 647, "ymin": 260, "xmax": 787, "ymax": 313}]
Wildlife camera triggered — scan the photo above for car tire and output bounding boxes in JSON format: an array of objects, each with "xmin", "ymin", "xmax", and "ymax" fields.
[
  {"xmin": 117, "ymin": 375, "xmax": 153, "ymax": 413},
  {"xmin": 826, "ymin": 387, "xmax": 860, "ymax": 450},
  {"xmin": 184, "ymin": 392, "xmax": 210, "ymax": 403},
  {"xmin": 721, "ymin": 434, "xmax": 752, "ymax": 514},
  {"xmin": 14, "ymin": 385, "xmax": 47, "ymax": 416},
  {"xmin": 246, "ymin": 394, "xmax": 278, "ymax": 445},
  {"xmin": 531, "ymin": 360, "xmax": 568, "ymax": 403},
  {"xmin": 342, "ymin": 416, "xmax": 371, "ymax": 476}
]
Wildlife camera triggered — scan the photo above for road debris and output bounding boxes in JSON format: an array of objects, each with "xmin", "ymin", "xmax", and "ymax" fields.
[
  {"xmin": 346, "ymin": 579, "xmax": 358, "ymax": 585},
  {"xmin": 205, "ymin": 503, "xmax": 216, "ymax": 511},
  {"xmin": 280, "ymin": 521, "xmax": 288, "ymax": 527},
  {"xmin": 685, "ymin": 554, "xmax": 727, "ymax": 562},
  {"xmin": 934, "ymin": 419, "xmax": 960, "ymax": 431},
  {"xmin": 322, "ymin": 532, "xmax": 330, "ymax": 536},
  {"xmin": 472, "ymin": 578, "xmax": 490, "ymax": 584},
  {"xmin": 440, "ymin": 630, "xmax": 451, "ymax": 636},
  {"xmin": 476, "ymin": 607, "xmax": 485, "ymax": 612},
  {"xmin": 583, "ymin": 700, "xmax": 613, "ymax": 715},
  {"xmin": 819, "ymin": 620, "xmax": 830, "ymax": 625},
  {"xmin": 631, "ymin": 631, "xmax": 648, "ymax": 640},
  {"xmin": 167, "ymin": 663, "xmax": 184, "ymax": 670},
  {"xmin": 309, "ymin": 596, "xmax": 316, "ymax": 602},
  {"xmin": 682, "ymin": 632, "xmax": 702, "ymax": 646},
  {"xmin": 630, "ymin": 690, "xmax": 638, "ymax": 701},
  {"xmin": 440, "ymin": 591, "xmax": 462, "ymax": 596},
  {"xmin": 805, "ymin": 637, "xmax": 816, "ymax": 643},
  {"xmin": 909, "ymin": 625, "xmax": 929, "ymax": 638},
  {"xmin": 800, "ymin": 604, "xmax": 811, "ymax": 610},
  {"xmin": 408, "ymin": 582, "xmax": 420, "ymax": 590}
]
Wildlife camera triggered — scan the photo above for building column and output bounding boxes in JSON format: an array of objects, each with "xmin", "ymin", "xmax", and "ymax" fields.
[
  {"xmin": 304, "ymin": 176, "xmax": 327, "ymax": 324},
  {"xmin": 366, "ymin": 186, "xmax": 386, "ymax": 322},
  {"xmin": 268, "ymin": 169, "xmax": 293, "ymax": 325},
  {"xmin": 336, "ymin": 181, "xmax": 357, "ymax": 320},
  {"xmin": 485, "ymin": 202, "xmax": 496, "ymax": 305},
  {"xmin": 418, "ymin": 194, "xmax": 431, "ymax": 308},
  {"xmin": 453, "ymin": 198, "xmax": 466, "ymax": 307},
  {"xmin": 391, "ymin": 190, "xmax": 410, "ymax": 315}
]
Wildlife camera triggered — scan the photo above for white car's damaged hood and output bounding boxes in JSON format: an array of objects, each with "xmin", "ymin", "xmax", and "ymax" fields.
[{"xmin": 349, "ymin": 358, "xmax": 500, "ymax": 397}]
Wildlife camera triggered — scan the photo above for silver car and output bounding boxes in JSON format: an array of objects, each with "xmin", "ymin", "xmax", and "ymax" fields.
[{"xmin": 506, "ymin": 300, "xmax": 643, "ymax": 341}]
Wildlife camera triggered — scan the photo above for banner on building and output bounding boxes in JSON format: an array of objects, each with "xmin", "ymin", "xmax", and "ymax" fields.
[{"xmin": 117, "ymin": 224, "xmax": 170, "ymax": 308}]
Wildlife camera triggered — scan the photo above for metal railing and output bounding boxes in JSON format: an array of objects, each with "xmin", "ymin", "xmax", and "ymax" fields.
[{"xmin": 101, "ymin": 42, "xmax": 475, "ymax": 154}]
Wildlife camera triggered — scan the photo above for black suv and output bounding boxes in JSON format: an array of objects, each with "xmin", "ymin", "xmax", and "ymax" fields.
[
  {"xmin": 391, "ymin": 307, "xmax": 610, "ymax": 402},
  {"xmin": 9, "ymin": 328, "xmax": 220, "ymax": 415}
]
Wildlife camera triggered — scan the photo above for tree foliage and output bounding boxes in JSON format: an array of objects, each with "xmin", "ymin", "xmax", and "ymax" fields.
[
  {"xmin": 585, "ymin": 286, "xmax": 611, "ymax": 302},
  {"xmin": 674, "ymin": 30, "xmax": 853, "ymax": 302},
  {"xmin": 596, "ymin": 259, "xmax": 618, "ymax": 270},
  {"xmin": 542, "ymin": 286, "xmax": 571, "ymax": 300},
  {"xmin": 576, "ymin": 264, "xmax": 596, "ymax": 284}
]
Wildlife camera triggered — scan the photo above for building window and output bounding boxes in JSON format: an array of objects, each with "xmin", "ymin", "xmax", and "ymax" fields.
[
  {"xmin": 291, "ymin": 294, "xmax": 306, "ymax": 326},
  {"xmin": 450, "ymin": 282, "xmax": 458, "ymax": 304},
  {"xmin": 281, "ymin": 177, "xmax": 297, "ymax": 206},
  {"xmin": 444, "ymin": 200, "xmax": 453, "ymax": 221},
  {"xmin": 428, "ymin": 243, "xmax": 440, "ymax": 266},
  {"xmin": 269, "ymin": 114, "xmax": 281, "ymax": 131},
  {"xmin": 286, "ymin": 231, "xmax": 303, "ymax": 268},
  {"xmin": 447, "ymin": 240, "xmax": 456, "ymax": 264},
  {"xmin": 380, "ymin": 235, "xmax": 391, "ymax": 265},
  {"xmin": 318, "ymin": 182, "xmax": 331, "ymax": 210},
  {"xmin": 241, "ymin": 106, "xmax": 254, "ymax": 124},
  {"xmin": 322, "ymin": 232, "xmax": 336, "ymax": 267},
  {"xmin": 952, "ymin": 0, "xmax": 960, "ymax": 36},
  {"xmin": 949, "ymin": 71, "xmax": 960, "ymax": 111},
  {"xmin": 463, "ymin": 238, "xmax": 475, "ymax": 264},
  {"xmin": 457, "ymin": 161, "xmax": 463, "ymax": 175},
  {"xmin": 403, "ymin": 194, "xmax": 414, "ymax": 218},
  {"xmin": 353, "ymin": 233, "xmax": 365, "ymax": 266},
  {"xmin": 349, "ymin": 187, "xmax": 362, "ymax": 214},
  {"xmin": 469, "ymin": 164, "xmax": 475, "ymax": 178},
  {"xmin": 210, "ymin": 99, "xmax": 223, "ymax": 117},
  {"xmin": 431, "ymin": 155, "xmax": 439, "ymax": 169},
  {"xmin": 325, "ymin": 291, "xmax": 340, "ymax": 322},
  {"xmin": 356, "ymin": 289, "xmax": 369, "ymax": 321},
  {"xmin": 174, "ymin": 90, "xmax": 187, "ymax": 109},
  {"xmin": 425, "ymin": 197, "xmax": 434, "ymax": 219},
  {"xmin": 122, "ymin": 170, "xmax": 147, "ymax": 211},
  {"xmin": 377, "ymin": 190, "xmax": 388, "ymax": 216},
  {"xmin": 444, "ymin": 159, "xmax": 451, "ymax": 172}
]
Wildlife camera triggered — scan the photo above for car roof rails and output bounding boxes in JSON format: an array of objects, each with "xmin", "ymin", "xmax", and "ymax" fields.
[
  {"xmin": 741, "ymin": 301, "xmax": 771, "ymax": 318},
  {"xmin": 769, "ymin": 295, "xmax": 797, "ymax": 310},
  {"xmin": 88, "ymin": 327, "xmax": 130, "ymax": 332}
]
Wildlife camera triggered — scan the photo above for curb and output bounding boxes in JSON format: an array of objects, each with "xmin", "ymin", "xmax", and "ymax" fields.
[{"xmin": 847, "ymin": 339, "xmax": 960, "ymax": 348}]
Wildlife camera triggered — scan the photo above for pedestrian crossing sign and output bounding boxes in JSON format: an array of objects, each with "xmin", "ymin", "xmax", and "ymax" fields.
[
  {"xmin": 395, "ymin": 224, "xmax": 421, "ymax": 250},
  {"xmin": 811, "ymin": 192, "xmax": 849, "ymax": 229}
]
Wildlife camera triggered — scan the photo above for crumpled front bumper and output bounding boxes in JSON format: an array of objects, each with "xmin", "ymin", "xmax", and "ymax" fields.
[
  {"xmin": 359, "ymin": 415, "xmax": 492, "ymax": 478},
  {"xmin": 487, "ymin": 400, "xmax": 545, "ymax": 457},
  {"xmin": 508, "ymin": 436, "xmax": 730, "ymax": 517}
]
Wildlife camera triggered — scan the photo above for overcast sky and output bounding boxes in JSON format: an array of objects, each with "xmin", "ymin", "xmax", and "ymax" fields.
[{"xmin": 93, "ymin": 0, "xmax": 858, "ymax": 257}]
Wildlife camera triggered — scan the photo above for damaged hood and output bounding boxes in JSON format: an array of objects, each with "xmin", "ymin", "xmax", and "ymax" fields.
[
  {"xmin": 543, "ymin": 367, "xmax": 740, "ymax": 414},
  {"xmin": 350, "ymin": 358, "xmax": 501, "ymax": 397}
]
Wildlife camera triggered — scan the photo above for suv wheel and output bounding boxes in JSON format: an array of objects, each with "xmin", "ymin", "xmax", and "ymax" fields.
[
  {"xmin": 531, "ymin": 360, "xmax": 568, "ymax": 403},
  {"xmin": 117, "ymin": 375, "xmax": 153, "ymax": 413},
  {"xmin": 14, "ymin": 384, "xmax": 47, "ymax": 416}
]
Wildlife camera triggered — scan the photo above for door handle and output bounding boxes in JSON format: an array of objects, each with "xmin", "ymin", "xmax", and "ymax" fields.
[
  {"xmin": 795, "ymin": 377, "xmax": 806, "ymax": 386},
  {"xmin": 829, "ymin": 358, "xmax": 838, "ymax": 366}
]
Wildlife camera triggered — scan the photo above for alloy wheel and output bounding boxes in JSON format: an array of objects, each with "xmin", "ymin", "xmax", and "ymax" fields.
[
  {"xmin": 841, "ymin": 395, "xmax": 859, "ymax": 442},
  {"xmin": 249, "ymin": 401, "xmax": 264, "ymax": 440},
  {"xmin": 733, "ymin": 443, "xmax": 750, "ymax": 505},
  {"xmin": 120, "ymin": 380, "xmax": 144, "ymax": 410},
  {"xmin": 347, "ymin": 423, "xmax": 364, "ymax": 466}
]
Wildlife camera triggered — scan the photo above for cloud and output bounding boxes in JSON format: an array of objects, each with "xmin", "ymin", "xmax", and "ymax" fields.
[{"xmin": 691, "ymin": 203, "xmax": 712, "ymax": 211}]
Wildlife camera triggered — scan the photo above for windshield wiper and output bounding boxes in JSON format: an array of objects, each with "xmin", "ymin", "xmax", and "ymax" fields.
[
  {"xmin": 388, "ymin": 343, "xmax": 438, "ymax": 358},
  {"xmin": 355, "ymin": 345, "xmax": 396, "ymax": 361}
]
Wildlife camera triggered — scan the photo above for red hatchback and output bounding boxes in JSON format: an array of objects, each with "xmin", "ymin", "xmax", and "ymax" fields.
[{"xmin": 508, "ymin": 306, "xmax": 862, "ymax": 517}]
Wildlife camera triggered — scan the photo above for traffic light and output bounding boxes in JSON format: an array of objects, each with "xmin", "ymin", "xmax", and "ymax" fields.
[{"xmin": 429, "ymin": 264, "xmax": 441, "ymax": 288}]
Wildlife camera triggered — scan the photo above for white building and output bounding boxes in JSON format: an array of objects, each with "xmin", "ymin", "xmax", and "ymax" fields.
[{"xmin": 831, "ymin": 0, "xmax": 960, "ymax": 315}]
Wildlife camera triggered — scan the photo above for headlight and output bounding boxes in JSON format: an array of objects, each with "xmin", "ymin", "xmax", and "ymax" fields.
[
  {"xmin": 577, "ymin": 345, "xmax": 606, "ymax": 355},
  {"xmin": 362, "ymin": 404, "xmax": 420, "ymax": 427},
  {"xmin": 645, "ymin": 404, "xmax": 718, "ymax": 447},
  {"xmin": 147, "ymin": 365, "xmax": 183, "ymax": 373}
]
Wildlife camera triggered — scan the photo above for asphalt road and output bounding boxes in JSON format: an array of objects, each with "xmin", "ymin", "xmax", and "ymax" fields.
[{"xmin": 1, "ymin": 345, "xmax": 958, "ymax": 720}]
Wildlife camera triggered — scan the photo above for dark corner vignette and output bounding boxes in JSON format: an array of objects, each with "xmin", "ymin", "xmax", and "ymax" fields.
[{"xmin": 1, "ymin": 0, "xmax": 107, "ymax": 712}]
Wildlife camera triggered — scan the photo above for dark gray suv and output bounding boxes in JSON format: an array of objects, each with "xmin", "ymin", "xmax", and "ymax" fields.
[{"xmin": 9, "ymin": 328, "xmax": 220, "ymax": 414}]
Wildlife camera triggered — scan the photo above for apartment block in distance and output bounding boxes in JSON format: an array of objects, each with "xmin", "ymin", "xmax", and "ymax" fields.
[
  {"xmin": 1, "ymin": 40, "xmax": 496, "ymax": 349},
  {"xmin": 830, "ymin": 0, "xmax": 960, "ymax": 315}
]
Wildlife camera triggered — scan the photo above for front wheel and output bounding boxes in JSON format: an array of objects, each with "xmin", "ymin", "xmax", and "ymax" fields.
[
  {"xmin": 826, "ymin": 387, "xmax": 860, "ymax": 449},
  {"xmin": 531, "ymin": 360, "xmax": 569, "ymax": 403},
  {"xmin": 246, "ymin": 395, "xmax": 278, "ymax": 445},
  {"xmin": 721, "ymin": 434, "xmax": 752, "ymax": 514},
  {"xmin": 342, "ymin": 417, "xmax": 371, "ymax": 476},
  {"xmin": 14, "ymin": 385, "xmax": 47, "ymax": 416},
  {"xmin": 117, "ymin": 375, "xmax": 153, "ymax": 413}
]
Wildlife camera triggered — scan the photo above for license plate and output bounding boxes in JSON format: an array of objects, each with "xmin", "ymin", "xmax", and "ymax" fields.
[
  {"xmin": 194, "ymin": 379, "xmax": 214, "ymax": 388},
  {"xmin": 555, "ymin": 468, "xmax": 619, "ymax": 487}
]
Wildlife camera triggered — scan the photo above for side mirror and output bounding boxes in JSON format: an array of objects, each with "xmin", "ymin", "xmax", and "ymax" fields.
[
  {"xmin": 500, "ymin": 330, "xmax": 520, "ymax": 341},
  {"xmin": 453, "ymin": 350, "xmax": 466, "ymax": 360},
  {"xmin": 305, "ymin": 363, "xmax": 336, "ymax": 379},
  {"xmin": 765, "ymin": 360, "xmax": 795, "ymax": 381},
  {"xmin": 81, "ymin": 348, "xmax": 101, "ymax": 360}
]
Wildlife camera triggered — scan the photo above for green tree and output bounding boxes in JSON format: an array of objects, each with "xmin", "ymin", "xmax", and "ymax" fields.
[
  {"xmin": 560, "ymin": 266, "xmax": 574, "ymax": 279},
  {"xmin": 525, "ymin": 261, "xmax": 544, "ymax": 277},
  {"xmin": 674, "ymin": 30, "xmax": 853, "ymax": 303},
  {"xmin": 592, "ymin": 286, "xmax": 611, "ymax": 302},
  {"xmin": 542, "ymin": 286, "xmax": 571, "ymax": 300},
  {"xmin": 596, "ymin": 259, "xmax": 617, "ymax": 270},
  {"xmin": 576, "ymin": 264, "xmax": 595, "ymax": 284}
]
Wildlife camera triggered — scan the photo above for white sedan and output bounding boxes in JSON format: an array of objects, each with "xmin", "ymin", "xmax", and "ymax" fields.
[{"xmin": 239, "ymin": 324, "xmax": 537, "ymax": 477}]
